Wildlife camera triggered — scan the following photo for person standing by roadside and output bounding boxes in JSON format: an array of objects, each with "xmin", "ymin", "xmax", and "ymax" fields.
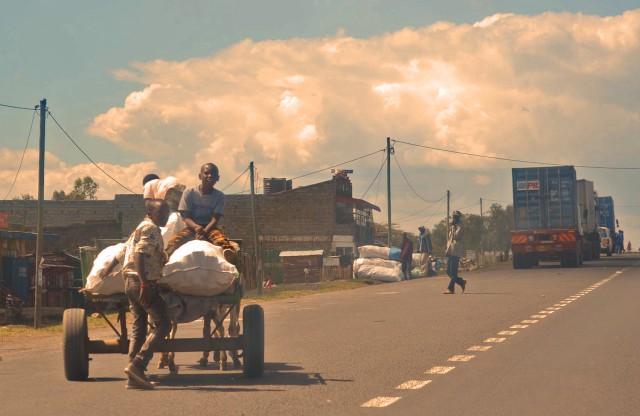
[
  {"xmin": 444, "ymin": 210, "xmax": 467, "ymax": 294},
  {"xmin": 616, "ymin": 230, "xmax": 624, "ymax": 255},
  {"xmin": 417, "ymin": 226, "xmax": 433, "ymax": 277},
  {"xmin": 400, "ymin": 232, "xmax": 414, "ymax": 280}
]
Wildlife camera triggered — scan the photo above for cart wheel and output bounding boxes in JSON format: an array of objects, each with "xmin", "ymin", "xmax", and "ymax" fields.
[
  {"xmin": 63, "ymin": 308, "xmax": 89, "ymax": 381},
  {"xmin": 242, "ymin": 304, "xmax": 264, "ymax": 378}
]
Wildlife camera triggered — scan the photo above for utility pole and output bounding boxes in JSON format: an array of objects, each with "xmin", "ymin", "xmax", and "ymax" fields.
[
  {"xmin": 386, "ymin": 137, "xmax": 392, "ymax": 247},
  {"xmin": 249, "ymin": 162, "xmax": 261, "ymax": 294},
  {"xmin": 446, "ymin": 190, "xmax": 451, "ymax": 226},
  {"xmin": 480, "ymin": 197, "xmax": 484, "ymax": 266},
  {"xmin": 34, "ymin": 99, "xmax": 46, "ymax": 329}
]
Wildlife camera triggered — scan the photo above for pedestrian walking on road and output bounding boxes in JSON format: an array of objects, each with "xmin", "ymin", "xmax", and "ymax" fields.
[
  {"xmin": 400, "ymin": 232, "xmax": 414, "ymax": 280},
  {"xmin": 444, "ymin": 210, "xmax": 467, "ymax": 294},
  {"xmin": 417, "ymin": 226, "xmax": 433, "ymax": 277}
]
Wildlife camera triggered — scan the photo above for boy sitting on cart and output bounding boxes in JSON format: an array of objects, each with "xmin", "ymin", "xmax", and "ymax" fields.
[
  {"xmin": 121, "ymin": 199, "xmax": 172, "ymax": 390},
  {"xmin": 166, "ymin": 162, "xmax": 238, "ymax": 264}
]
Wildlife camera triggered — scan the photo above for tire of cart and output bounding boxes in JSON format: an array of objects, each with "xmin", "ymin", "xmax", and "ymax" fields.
[
  {"xmin": 63, "ymin": 308, "xmax": 90, "ymax": 381},
  {"xmin": 242, "ymin": 304, "xmax": 264, "ymax": 378}
]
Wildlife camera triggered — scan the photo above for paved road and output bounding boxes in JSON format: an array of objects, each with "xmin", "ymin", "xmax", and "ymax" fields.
[{"xmin": 1, "ymin": 254, "xmax": 638, "ymax": 415}]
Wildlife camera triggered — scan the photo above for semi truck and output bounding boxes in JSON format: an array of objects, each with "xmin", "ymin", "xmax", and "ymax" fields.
[
  {"xmin": 510, "ymin": 166, "xmax": 601, "ymax": 269},
  {"xmin": 597, "ymin": 196, "xmax": 616, "ymax": 256}
]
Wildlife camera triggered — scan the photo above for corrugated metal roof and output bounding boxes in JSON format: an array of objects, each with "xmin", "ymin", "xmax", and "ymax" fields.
[{"xmin": 279, "ymin": 250, "xmax": 324, "ymax": 257}]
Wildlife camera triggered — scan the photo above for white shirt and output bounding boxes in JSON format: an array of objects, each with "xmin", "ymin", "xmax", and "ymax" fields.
[{"xmin": 143, "ymin": 177, "xmax": 185, "ymax": 199}]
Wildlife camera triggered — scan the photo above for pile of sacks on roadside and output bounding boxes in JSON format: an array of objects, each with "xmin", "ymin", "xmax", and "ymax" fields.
[
  {"xmin": 83, "ymin": 213, "xmax": 238, "ymax": 299},
  {"xmin": 352, "ymin": 245, "xmax": 404, "ymax": 283}
]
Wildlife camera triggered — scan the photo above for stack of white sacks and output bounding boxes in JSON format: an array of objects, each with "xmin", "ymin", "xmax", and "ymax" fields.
[
  {"xmin": 83, "ymin": 212, "xmax": 238, "ymax": 300},
  {"xmin": 353, "ymin": 245, "xmax": 404, "ymax": 283}
]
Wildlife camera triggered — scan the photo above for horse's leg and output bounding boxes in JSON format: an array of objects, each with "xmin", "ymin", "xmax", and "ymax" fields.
[
  {"xmin": 167, "ymin": 322, "xmax": 178, "ymax": 372},
  {"xmin": 219, "ymin": 318, "xmax": 227, "ymax": 371},
  {"xmin": 198, "ymin": 312, "xmax": 211, "ymax": 366}
]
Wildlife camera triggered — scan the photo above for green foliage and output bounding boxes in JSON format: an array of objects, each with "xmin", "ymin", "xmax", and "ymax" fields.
[
  {"xmin": 374, "ymin": 222, "xmax": 417, "ymax": 247},
  {"xmin": 51, "ymin": 176, "xmax": 99, "ymax": 200},
  {"xmin": 377, "ymin": 203, "xmax": 514, "ymax": 255},
  {"xmin": 12, "ymin": 193, "xmax": 34, "ymax": 200}
]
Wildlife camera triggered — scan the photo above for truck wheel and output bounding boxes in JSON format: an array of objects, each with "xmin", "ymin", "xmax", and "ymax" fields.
[
  {"xmin": 63, "ymin": 308, "xmax": 89, "ymax": 381},
  {"xmin": 242, "ymin": 304, "xmax": 264, "ymax": 378},
  {"xmin": 513, "ymin": 254, "xmax": 521, "ymax": 269}
]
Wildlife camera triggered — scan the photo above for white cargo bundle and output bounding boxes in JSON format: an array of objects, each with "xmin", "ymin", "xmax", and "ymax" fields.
[
  {"xmin": 358, "ymin": 245, "xmax": 390, "ymax": 259},
  {"xmin": 160, "ymin": 212, "xmax": 186, "ymax": 249},
  {"xmin": 353, "ymin": 258, "xmax": 403, "ymax": 282},
  {"xmin": 83, "ymin": 243, "xmax": 126, "ymax": 295},
  {"xmin": 159, "ymin": 240, "xmax": 238, "ymax": 296}
]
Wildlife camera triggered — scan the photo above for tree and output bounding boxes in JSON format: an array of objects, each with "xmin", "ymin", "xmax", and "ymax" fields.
[
  {"xmin": 374, "ymin": 222, "xmax": 417, "ymax": 247},
  {"xmin": 52, "ymin": 176, "xmax": 100, "ymax": 200},
  {"xmin": 12, "ymin": 193, "xmax": 35, "ymax": 200}
]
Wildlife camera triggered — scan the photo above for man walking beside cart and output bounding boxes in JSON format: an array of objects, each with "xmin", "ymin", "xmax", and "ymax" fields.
[{"xmin": 123, "ymin": 199, "xmax": 172, "ymax": 389}]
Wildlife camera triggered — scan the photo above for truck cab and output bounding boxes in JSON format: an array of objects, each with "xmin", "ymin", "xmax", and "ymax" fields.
[{"xmin": 598, "ymin": 226, "xmax": 613, "ymax": 256}]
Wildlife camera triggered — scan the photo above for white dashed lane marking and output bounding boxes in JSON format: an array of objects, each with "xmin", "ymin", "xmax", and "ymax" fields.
[
  {"xmin": 426, "ymin": 366, "xmax": 456, "ymax": 375},
  {"xmin": 468, "ymin": 345, "xmax": 492, "ymax": 351},
  {"xmin": 396, "ymin": 380, "xmax": 431, "ymax": 390},
  {"xmin": 448, "ymin": 355, "xmax": 475, "ymax": 362},
  {"xmin": 361, "ymin": 397, "xmax": 401, "ymax": 408},
  {"xmin": 361, "ymin": 271, "xmax": 624, "ymax": 410}
]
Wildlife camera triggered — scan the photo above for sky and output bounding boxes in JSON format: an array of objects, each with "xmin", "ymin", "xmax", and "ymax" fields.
[{"xmin": 1, "ymin": 0, "xmax": 639, "ymax": 244}]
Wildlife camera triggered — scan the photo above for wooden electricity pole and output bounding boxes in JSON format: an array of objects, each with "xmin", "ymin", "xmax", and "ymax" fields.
[
  {"xmin": 250, "ymin": 162, "xmax": 261, "ymax": 294},
  {"xmin": 34, "ymin": 98, "xmax": 46, "ymax": 329},
  {"xmin": 386, "ymin": 137, "xmax": 392, "ymax": 247}
]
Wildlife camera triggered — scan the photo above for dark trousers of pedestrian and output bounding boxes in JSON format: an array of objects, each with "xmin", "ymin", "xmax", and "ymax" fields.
[
  {"xmin": 401, "ymin": 258, "xmax": 411, "ymax": 280},
  {"xmin": 125, "ymin": 275, "xmax": 171, "ymax": 370},
  {"xmin": 446, "ymin": 255, "xmax": 465, "ymax": 292}
]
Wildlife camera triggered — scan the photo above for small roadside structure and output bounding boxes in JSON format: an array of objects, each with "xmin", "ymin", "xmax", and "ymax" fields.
[{"xmin": 279, "ymin": 250, "xmax": 324, "ymax": 283}]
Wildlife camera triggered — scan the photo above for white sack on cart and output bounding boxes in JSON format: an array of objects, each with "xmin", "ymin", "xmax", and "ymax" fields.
[
  {"xmin": 358, "ymin": 245, "xmax": 390, "ymax": 259},
  {"xmin": 161, "ymin": 212, "xmax": 186, "ymax": 249},
  {"xmin": 353, "ymin": 258, "xmax": 403, "ymax": 282},
  {"xmin": 84, "ymin": 243, "xmax": 126, "ymax": 295},
  {"xmin": 160, "ymin": 240, "xmax": 238, "ymax": 296}
]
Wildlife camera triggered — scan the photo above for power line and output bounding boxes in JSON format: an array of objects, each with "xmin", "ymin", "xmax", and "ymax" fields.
[
  {"xmin": 392, "ymin": 152, "xmax": 448, "ymax": 203},
  {"xmin": 361, "ymin": 152, "xmax": 387, "ymax": 200},
  {"xmin": 290, "ymin": 148, "xmax": 385, "ymax": 181},
  {"xmin": 3, "ymin": 110, "xmax": 37, "ymax": 200},
  {"xmin": 47, "ymin": 110, "xmax": 137, "ymax": 194},
  {"xmin": 221, "ymin": 167, "xmax": 249, "ymax": 192},
  {"xmin": 0, "ymin": 103, "xmax": 37, "ymax": 111},
  {"xmin": 394, "ymin": 139, "xmax": 640, "ymax": 170},
  {"xmin": 394, "ymin": 195, "xmax": 447, "ymax": 222}
]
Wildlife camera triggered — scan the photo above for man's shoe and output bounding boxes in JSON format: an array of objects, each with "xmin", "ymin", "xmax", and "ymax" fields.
[
  {"xmin": 124, "ymin": 361, "xmax": 155, "ymax": 390},
  {"xmin": 223, "ymin": 249, "xmax": 237, "ymax": 265},
  {"xmin": 461, "ymin": 279, "xmax": 467, "ymax": 293},
  {"xmin": 126, "ymin": 378, "xmax": 157, "ymax": 390},
  {"xmin": 443, "ymin": 290, "xmax": 454, "ymax": 294}
]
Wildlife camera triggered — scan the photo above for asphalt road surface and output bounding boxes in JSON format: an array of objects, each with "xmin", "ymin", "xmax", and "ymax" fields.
[{"xmin": 1, "ymin": 253, "xmax": 639, "ymax": 416}]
